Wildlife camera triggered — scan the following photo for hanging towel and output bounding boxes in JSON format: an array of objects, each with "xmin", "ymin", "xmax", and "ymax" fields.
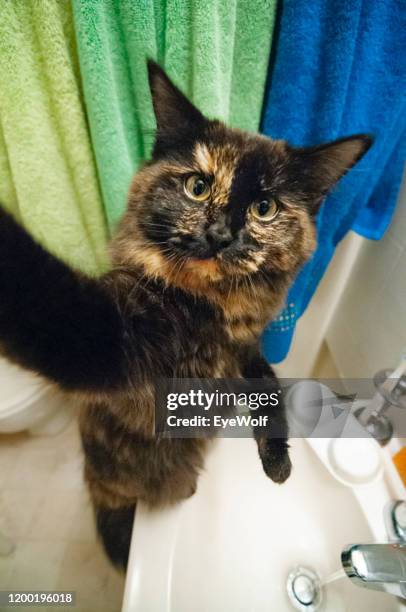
[
  {"xmin": 72, "ymin": 0, "xmax": 277, "ymax": 230},
  {"xmin": 261, "ymin": 0, "xmax": 406, "ymax": 363},
  {"xmin": 0, "ymin": 1, "xmax": 108, "ymax": 275}
]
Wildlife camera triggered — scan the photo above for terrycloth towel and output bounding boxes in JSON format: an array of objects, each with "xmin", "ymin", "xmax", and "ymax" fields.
[
  {"xmin": 72, "ymin": 0, "xmax": 277, "ymax": 229},
  {"xmin": 261, "ymin": 0, "xmax": 406, "ymax": 363},
  {"xmin": 0, "ymin": 1, "xmax": 108, "ymax": 274}
]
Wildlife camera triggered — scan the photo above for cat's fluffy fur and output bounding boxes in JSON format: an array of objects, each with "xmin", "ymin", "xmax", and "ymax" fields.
[{"xmin": 0, "ymin": 61, "xmax": 371, "ymax": 569}]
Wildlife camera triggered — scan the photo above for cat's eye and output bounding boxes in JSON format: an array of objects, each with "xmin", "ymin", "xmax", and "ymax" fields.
[
  {"xmin": 251, "ymin": 199, "xmax": 279, "ymax": 221},
  {"xmin": 184, "ymin": 175, "xmax": 211, "ymax": 201}
]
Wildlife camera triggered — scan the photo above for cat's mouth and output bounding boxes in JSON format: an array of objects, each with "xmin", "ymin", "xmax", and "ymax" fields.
[
  {"xmin": 186, "ymin": 257, "xmax": 221, "ymax": 275},
  {"xmin": 163, "ymin": 236, "xmax": 260, "ymax": 282},
  {"xmin": 169, "ymin": 249, "xmax": 259, "ymax": 282}
]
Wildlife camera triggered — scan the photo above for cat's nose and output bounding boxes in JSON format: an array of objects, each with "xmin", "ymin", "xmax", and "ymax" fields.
[{"xmin": 206, "ymin": 222, "xmax": 233, "ymax": 250}]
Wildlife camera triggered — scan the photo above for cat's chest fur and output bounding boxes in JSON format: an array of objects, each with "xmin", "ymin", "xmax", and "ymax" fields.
[
  {"xmin": 174, "ymin": 309, "xmax": 268, "ymax": 378},
  {"xmin": 119, "ymin": 274, "xmax": 279, "ymax": 380},
  {"xmin": 77, "ymin": 273, "xmax": 281, "ymax": 444}
]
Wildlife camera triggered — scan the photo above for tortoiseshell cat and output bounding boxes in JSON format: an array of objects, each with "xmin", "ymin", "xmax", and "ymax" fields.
[{"xmin": 0, "ymin": 62, "xmax": 371, "ymax": 568}]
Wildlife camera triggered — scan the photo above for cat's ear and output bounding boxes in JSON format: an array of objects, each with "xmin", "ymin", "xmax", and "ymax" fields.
[
  {"xmin": 147, "ymin": 60, "xmax": 206, "ymax": 153},
  {"xmin": 290, "ymin": 134, "xmax": 373, "ymax": 212}
]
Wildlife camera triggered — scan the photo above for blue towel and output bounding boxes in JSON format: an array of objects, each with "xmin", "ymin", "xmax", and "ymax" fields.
[{"xmin": 261, "ymin": 0, "xmax": 406, "ymax": 363}]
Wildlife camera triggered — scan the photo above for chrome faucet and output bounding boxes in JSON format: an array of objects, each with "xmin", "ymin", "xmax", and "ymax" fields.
[
  {"xmin": 341, "ymin": 500, "xmax": 406, "ymax": 599},
  {"xmin": 342, "ymin": 543, "xmax": 406, "ymax": 598}
]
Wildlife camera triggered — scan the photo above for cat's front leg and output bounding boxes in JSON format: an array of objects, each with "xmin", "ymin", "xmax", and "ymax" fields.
[
  {"xmin": 0, "ymin": 207, "xmax": 128, "ymax": 391},
  {"xmin": 242, "ymin": 352, "xmax": 291, "ymax": 484},
  {"xmin": 253, "ymin": 392, "xmax": 292, "ymax": 484}
]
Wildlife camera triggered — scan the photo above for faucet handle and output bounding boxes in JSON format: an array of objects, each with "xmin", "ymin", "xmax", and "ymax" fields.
[
  {"xmin": 385, "ymin": 500, "xmax": 406, "ymax": 543},
  {"xmin": 373, "ymin": 369, "xmax": 406, "ymax": 410}
]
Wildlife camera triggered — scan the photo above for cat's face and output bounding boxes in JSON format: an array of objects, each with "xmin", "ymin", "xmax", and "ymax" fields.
[{"xmin": 116, "ymin": 62, "xmax": 371, "ymax": 291}]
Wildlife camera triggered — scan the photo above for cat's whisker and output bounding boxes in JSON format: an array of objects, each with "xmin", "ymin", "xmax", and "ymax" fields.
[
  {"xmin": 171, "ymin": 254, "xmax": 187, "ymax": 287},
  {"xmin": 140, "ymin": 221, "xmax": 170, "ymax": 229}
]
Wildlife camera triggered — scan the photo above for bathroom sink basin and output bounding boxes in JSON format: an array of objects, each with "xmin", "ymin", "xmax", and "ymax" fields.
[{"xmin": 123, "ymin": 437, "xmax": 405, "ymax": 612}]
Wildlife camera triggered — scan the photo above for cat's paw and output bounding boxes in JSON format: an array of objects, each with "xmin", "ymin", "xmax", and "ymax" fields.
[
  {"xmin": 258, "ymin": 438, "xmax": 292, "ymax": 484},
  {"xmin": 185, "ymin": 482, "xmax": 197, "ymax": 498},
  {"xmin": 262, "ymin": 452, "xmax": 292, "ymax": 483}
]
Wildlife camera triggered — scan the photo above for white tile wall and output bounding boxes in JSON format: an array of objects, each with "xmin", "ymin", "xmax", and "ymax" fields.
[{"xmin": 327, "ymin": 171, "xmax": 406, "ymax": 379}]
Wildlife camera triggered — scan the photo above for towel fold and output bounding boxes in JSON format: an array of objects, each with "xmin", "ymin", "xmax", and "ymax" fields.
[
  {"xmin": 72, "ymin": 0, "xmax": 277, "ymax": 229},
  {"xmin": 0, "ymin": 1, "xmax": 108, "ymax": 274},
  {"xmin": 261, "ymin": 0, "xmax": 406, "ymax": 363}
]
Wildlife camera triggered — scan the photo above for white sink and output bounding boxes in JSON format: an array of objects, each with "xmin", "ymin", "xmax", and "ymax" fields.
[{"xmin": 122, "ymin": 436, "xmax": 405, "ymax": 612}]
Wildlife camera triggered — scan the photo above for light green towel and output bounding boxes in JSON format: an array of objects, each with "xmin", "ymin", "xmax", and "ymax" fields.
[
  {"xmin": 72, "ymin": 0, "xmax": 277, "ymax": 229},
  {"xmin": 0, "ymin": 1, "xmax": 108, "ymax": 274}
]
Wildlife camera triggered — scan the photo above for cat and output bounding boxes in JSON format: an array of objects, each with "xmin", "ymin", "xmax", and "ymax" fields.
[{"xmin": 0, "ymin": 61, "xmax": 371, "ymax": 569}]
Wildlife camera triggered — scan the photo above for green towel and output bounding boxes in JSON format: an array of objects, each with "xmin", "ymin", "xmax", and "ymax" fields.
[
  {"xmin": 0, "ymin": 1, "xmax": 108, "ymax": 274},
  {"xmin": 72, "ymin": 0, "xmax": 277, "ymax": 229}
]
